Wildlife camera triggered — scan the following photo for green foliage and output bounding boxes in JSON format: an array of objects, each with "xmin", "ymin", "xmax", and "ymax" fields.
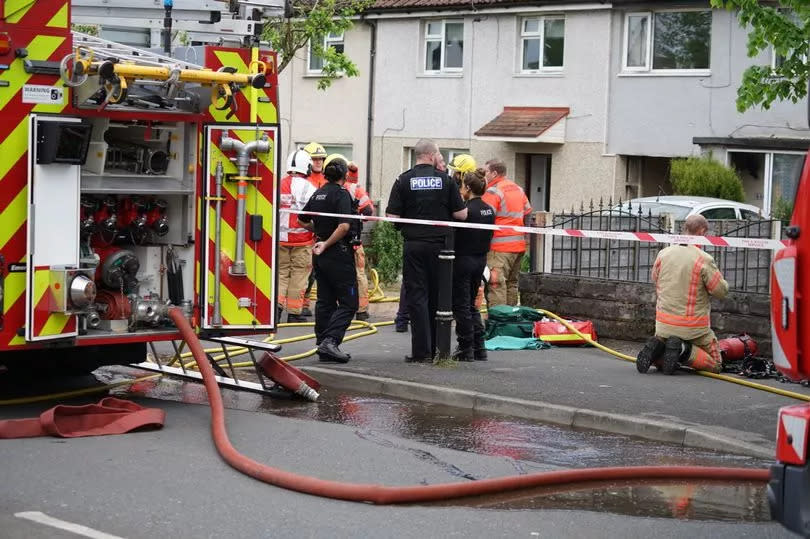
[
  {"xmin": 71, "ymin": 24, "xmax": 99, "ymax": 36},
  {"xmin": 710, "ymin": 0, "xmax": 809, "ymax": 111},
  {"xmin": 367, "ymin": 221, "xmax": 403, "ymax": 284},
  {"xmin": 772, "ymin": 197, "xmax": 795, "ymax": 221},
  {"xmin": 520, "ymin": 254, "xmax": 530, "ymax": 273},
  {"xmin": 262, "ymin": 0, "xmax": 372, "ymax": 90},
  {"xmin": 669, "ymin": 156, "xmax": 746, "ymax": 202}
]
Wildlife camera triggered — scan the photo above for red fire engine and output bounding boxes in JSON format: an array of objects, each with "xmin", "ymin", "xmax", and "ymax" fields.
[
  {"xmin": 768, "ymin": 144, "xmax": 810, "ymax": 532},
  {"xmin": 0, "ymin": 1, "xmax": 281, "ymax": 382}
]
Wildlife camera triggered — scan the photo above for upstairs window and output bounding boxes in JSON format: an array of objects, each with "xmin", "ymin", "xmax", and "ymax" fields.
[
  {"xmin": 308, "ymin": 31, "xmax": 344, "ymax": 73},
  {"xmin": 424, "ymin": 20, "xmax": 464, "ymax": 73},
  {"xmin": 623, "ymin": 10, "xmax": 711, "ymax": 72},
  {"xmin": 520, "ymin": 16, "xmax": 565, "ymax": 72}
]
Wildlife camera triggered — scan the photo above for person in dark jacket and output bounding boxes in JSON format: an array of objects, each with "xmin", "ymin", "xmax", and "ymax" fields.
[
  {"xmin": 452, "ymin": 168, "xmax": 495, "ymax": 361},
  {"xmin": 298, "ymin": 157, "xmax": 358, "ymax": 362},
  {"xmin": 386, "ymin": 139, "xmax": 467, "ymax": 362}
]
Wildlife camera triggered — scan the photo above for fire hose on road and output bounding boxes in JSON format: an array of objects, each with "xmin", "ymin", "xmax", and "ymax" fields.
[{"xmin": 167, "ymin": 308, "xmax": 771, "ymax": 504}]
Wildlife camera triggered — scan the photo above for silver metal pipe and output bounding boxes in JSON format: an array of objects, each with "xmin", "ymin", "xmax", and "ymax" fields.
[
  {"xmin": 220, "ymin": 135, "xmax": 270, "ymax": 277},
  {"xmin": 212, "ymin": 160, "xmax": 224, "ymax": 326}
]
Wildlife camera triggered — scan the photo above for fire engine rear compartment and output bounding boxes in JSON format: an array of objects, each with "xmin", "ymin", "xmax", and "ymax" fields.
[{"xmin": 60, "ymin": 115, "xmax": 197, "ymax": 341}]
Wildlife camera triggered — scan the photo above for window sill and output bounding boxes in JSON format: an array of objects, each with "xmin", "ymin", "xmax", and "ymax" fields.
[
  {"xmin": 302, "ymin": 72, "xmax": 345, "ymax": 79},
  {"xmin": 618, "ymin": 70, "xmax": 711, "ymax": 78},
  {"xmin": 416, "ymin": 72, "xmax": 464, "ymax": 79},
  {"xmin": 513, "ymin": 71, "xmax": 564, "ymax": 78}
]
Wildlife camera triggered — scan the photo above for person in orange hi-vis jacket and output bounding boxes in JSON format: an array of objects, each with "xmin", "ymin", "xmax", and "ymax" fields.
[
  {"xmin": 278, "ymin": 149, "xmax": 317, "ymax": 323},
  {"xmin": 301, "ymin": 142, "xmax": 328, "ymax": 316},
  {"xmin": 481, "ymin": 158, "xmax": 532, "ymax": 307},
  {"xmin": 327, "ymin": 155, "xmax": 375, "ymax": 321},
  {"xmin": 636, "ymin": 214, "xmax": 729, "ymax": 375}
]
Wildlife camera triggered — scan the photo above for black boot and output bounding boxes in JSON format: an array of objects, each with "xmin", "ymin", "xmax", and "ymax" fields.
[
  {"xmin": 301, "ymin": 306, "xmax": 313, "ymax": 317},
  {"xmin": 473, "ymin": 338, "xmax": 488, "ymax": 361},
  {"xmin": 317, "ymin": 338, "xmax": 350, "ymax": 363},
  {"xmin": 287, "ymin": 313, "xmax": 308, "ymax": 323},
  {"xmin": 636, "ymin": 337, "xmax": 665, "ymax": 374},
  {"xmin": 355, "ymin": 311, "xmax": 370, "ymax": 321},
  {"xmin": 452, "ymin": 346, "xmax": 474, "ymax": 362},
  {"xmin": 663, "ymin": 337, "xmax": 686, "ymax": 375}
]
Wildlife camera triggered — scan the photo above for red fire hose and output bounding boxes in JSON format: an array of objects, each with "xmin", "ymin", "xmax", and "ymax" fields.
[{"xmin": 169, "ymin": 309, "xmax": 771, "ymax": 504}]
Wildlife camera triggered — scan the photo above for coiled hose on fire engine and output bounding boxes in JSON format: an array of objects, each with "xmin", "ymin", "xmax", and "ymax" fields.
[{"xmin": 168, "ymin": 308, "xmax": 770, "ymax": 504}]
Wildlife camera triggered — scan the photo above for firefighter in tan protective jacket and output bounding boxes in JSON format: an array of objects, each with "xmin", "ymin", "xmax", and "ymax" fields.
[{"xmin": 636, "ymin": 215, "xmax": 729, "ymax": 375}]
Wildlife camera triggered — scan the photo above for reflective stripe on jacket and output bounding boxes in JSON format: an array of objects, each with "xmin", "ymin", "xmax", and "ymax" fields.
[
  {"xmin": 345, "ymin": 182, "xmax": 374, "ymax": 213},
  {"xmin": 280, "ymin": 174, "xmax": 316, "ymax": 245},
  {"xmin": 481, "ymin": 176, "xmax": 531, "ymax": 253},
  {"xmin": 652, "ymin": 245, "xmax": 729, "ymax": 340}
]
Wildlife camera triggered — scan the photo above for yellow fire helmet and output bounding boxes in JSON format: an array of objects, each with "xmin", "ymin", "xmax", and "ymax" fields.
[
  {"xmin": 448, "ymin": 154, "xmax": 477, "ymax": 176},
  {"xmin": 323, "ymin": 153, "xmax": 348, "ymax": 169},
  {"xmin": 303, "ymin": 142, "xmax": 327, "ymax": 159}
]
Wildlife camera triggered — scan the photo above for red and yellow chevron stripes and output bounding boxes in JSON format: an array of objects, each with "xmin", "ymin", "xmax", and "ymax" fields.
[
  {"xmin": 205, "ymin": 47, "xmax": 279, "ymax": 124},
  {"xmin": 194, "ymin": 46, "xmax": 278, "ymax": 330},
  {"xmin": 0, "ymin": 3, "xmax": 72, "ymax": 350},
  {"xmin": 4, "ymin": 0, "xmax": 68, "ymax": 28},
  {"xmin": 29, "ymin": 267, "xmax": 76, "ymax": 340},
  {"xmin": 202, "ymin": 126, "xmax": 276, "ymax": 327}
]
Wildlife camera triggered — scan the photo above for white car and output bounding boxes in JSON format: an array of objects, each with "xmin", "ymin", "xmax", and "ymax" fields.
[{"xmin": 612, "ymin": 196, "xmax": 767, "ymax": 220}]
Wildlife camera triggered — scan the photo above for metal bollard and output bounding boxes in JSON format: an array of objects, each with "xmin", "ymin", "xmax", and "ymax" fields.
[{"xmin": 435, "ymin": 248, "xmax": 455, "ymax": 360}]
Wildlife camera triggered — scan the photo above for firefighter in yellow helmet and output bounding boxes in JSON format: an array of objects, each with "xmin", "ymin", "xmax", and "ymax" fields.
[
  {"xmin": 325, "ymin": 154, "xmax": 374, "ymax": 320},
  {"xmin": 301, "ymin": 142, "xmax": 328, "ymax": 317},
  {"xmin": 303, "ymin": 142, "xmax": 327, "ymax": 188},
  {"xmin": 448, "ymin": 154, "xmax": 477, "ymax": 187}
]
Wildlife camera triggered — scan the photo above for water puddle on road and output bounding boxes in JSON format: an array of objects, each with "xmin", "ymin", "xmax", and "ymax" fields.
[{"xmin": 114, "ymin": 371, "xmax": 773, "ymax": 521}]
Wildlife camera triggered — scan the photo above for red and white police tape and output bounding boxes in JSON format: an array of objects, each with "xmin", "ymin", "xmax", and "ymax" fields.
[{"xmin": 282, "ymin": 209, "xmax": 788, "ymax": 251}]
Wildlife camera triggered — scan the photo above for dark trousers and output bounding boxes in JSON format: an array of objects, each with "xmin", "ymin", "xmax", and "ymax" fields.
[
  {"xmin": 313, "ymin": 244, "xmax": 358, "ymax": 344},
  {"xmin": 395, "ymin": 285, "xmax": 409, "ymax": 325},
  {"xmin": 452, "ymin": 254, "xmax": 486, "ymax": 350},
  {"xmin": 403, "ymin": 240, "xmax": 442, "ymax": 359}
]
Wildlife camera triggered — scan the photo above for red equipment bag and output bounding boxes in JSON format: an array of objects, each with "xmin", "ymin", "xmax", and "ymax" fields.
[{"xmin": 533, "ymin": 320, "xmax": 597, "ymax": 345}]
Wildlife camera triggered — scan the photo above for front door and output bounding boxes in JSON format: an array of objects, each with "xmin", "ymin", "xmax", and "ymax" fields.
[{"xmin": 528, "ymin": 154, "xmax": 550, "ymax": 212}]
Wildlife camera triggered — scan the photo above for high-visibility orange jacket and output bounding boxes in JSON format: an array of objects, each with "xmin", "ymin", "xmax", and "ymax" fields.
[
  {"xmin": 481, "ymin": 176, "xmax": 532, "ymax": 253},
  {"xmin": 345, "ymin": 182, "xmax": 374, "ymax": 213},
  {"xmin": 652, "ymin": 245, "xmax": 729, "ymax": 340},
  {"xmin": 279, "ymin": 174, "xmax": 316, "ymax": 246},
  {"xmin": 308, "ymin": 171, "xmax": 326, "ymax": 189}
]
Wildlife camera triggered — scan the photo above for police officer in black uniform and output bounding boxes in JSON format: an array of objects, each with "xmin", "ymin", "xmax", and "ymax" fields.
[
  {"xmin": 452, "ymin": 168, "xmax": 495, "ymax": 361},
  {"xmin": 386, "ymin": 139, "xmax": 467, "ymax": 362},
  {"xmin": 298, "ymin": 156, "xmax": 358, "ymax": 362}
]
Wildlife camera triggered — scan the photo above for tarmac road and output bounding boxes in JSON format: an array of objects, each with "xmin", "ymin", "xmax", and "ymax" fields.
[{"xmin": 0, "ymin": 394, "xmax": 793, "ymax": 538}]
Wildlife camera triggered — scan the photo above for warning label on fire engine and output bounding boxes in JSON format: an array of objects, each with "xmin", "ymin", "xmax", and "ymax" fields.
[{"xmin": 22, "ymin": 84, "xmax": 64, "ymax": 105}]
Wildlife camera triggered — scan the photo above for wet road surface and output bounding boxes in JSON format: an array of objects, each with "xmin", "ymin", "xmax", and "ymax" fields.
[{"xmin": 103, "ymin": 367, "xmax": 773, "ymax": 522}]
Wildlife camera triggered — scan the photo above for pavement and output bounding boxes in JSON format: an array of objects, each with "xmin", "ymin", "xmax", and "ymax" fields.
[{"xmin": 275, "ymin": 301, "xmax": 810, "ymax": 459}]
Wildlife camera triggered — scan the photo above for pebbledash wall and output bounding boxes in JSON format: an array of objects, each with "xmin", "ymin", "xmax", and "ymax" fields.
[{"xmin": 519, "ymin": 273, "xmax": 772, "ymax": 356}]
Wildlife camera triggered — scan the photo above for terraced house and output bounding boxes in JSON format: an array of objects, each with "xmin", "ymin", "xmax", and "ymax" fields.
[{"xmin": 280, "ymin": 0, "xmax": 809, "ymax": 215}]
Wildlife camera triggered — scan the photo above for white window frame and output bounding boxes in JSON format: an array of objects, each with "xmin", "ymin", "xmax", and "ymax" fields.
[
  {"xmin": 726, "ymin": 149, "xmax": 806, "ymax": 214},
  {"xmin": 407, "ymin": 147, "xmax": 468, "ymax": 170},
  {"xmin": 621, "ymin": 9, "xmax": 712, "ymax": 74},
  {"xmin": 423, "ymin": 19, "xmax": 464, "ymax": 74},
  {"xmin": 307, "ymin": 31, "xmax": 345, "ymax": 74},
  {"xmin": 519, "ymin": 16, "xmax": 565, "ymax": 73}
]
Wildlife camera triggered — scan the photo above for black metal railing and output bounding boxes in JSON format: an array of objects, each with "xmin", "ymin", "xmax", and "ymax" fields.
[{"xmin": 548, "ymin": 198, "xmax": 782, "ymax": 294}]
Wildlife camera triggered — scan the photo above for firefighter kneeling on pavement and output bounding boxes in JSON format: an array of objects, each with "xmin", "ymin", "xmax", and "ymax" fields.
[
  {"xmin": 298, "ymin": 155, "xmax": 358, "ymax": 363},
  {"xmin": 636, "ymin": 215, "xmax": 729, "ymax": 375}
]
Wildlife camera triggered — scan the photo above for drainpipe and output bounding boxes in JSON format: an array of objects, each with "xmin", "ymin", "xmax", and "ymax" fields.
[
  {"xmin": 363, "ymin": 17, "xmax": 377, "ymax": 200},
  {"xmin": 221, "ymin": 135, "xmax": 270, "ymax": 277}
]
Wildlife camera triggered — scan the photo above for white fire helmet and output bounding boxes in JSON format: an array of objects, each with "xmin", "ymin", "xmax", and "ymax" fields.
[{"xmin": 286, "ymin": 149, "xmax": 312, "ymax": 177}]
